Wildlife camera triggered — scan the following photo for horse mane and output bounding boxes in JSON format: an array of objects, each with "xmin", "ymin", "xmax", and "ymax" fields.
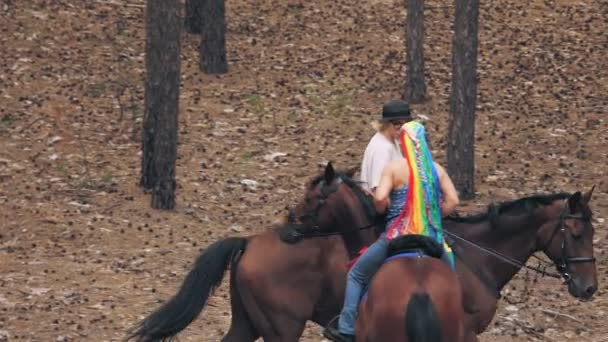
[{"xmin": 446, "ymin": 192, "xmax": 572, "ymax": 225}]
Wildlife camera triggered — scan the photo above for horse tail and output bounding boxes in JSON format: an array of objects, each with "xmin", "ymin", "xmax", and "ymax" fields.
[
  {"xmin": 405, "ymin": 292, "xmax": 442, "ymax": 342},
  {"xmin": 127, "ymin": 237, "xmax": 248, "ymax": 342}
]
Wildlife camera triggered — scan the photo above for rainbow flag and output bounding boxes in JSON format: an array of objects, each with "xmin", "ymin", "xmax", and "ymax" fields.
[{"xmin": 386, "ymin": 121, "xmax": 454, "ymax": 268}]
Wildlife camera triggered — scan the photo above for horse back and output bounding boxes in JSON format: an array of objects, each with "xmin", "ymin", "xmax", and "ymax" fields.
[{"xmin": 357, "ymin": 257, "xmax": 464, "ymax": 341}]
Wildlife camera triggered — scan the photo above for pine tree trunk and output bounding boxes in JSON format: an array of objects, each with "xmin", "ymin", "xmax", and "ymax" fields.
[
  {"xmin": 405, "ymin": 0, "xmax": 427, "ymax": 103},
  {"xmin": 447, "ymin": 0, "xmax": 479, "ymax": 200},
  {"xmin": 200, "ymin": 0, "xmax": 228, "ymax": 74},
  {"xmin": 141, "ymin": 0, "xmax": 181, "ymax": 210},
  {"xmin": 185, "ymin": 0, "xmax": 202, "ymax": 34}
]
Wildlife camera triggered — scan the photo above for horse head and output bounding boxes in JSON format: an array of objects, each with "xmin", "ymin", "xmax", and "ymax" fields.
[
  {"xmin": 444, "ymin": 186, "xmax": 599, "ymax": 301},
  {"xmin": 536, "ymin": 186, "xmax": 597, "ymax": 299},
  {"xmin": 285, "ymin": 162, "xmax": 379, "ymax": 257}
]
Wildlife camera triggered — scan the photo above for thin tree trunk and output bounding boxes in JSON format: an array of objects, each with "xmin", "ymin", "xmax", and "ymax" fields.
[
  {"xmin": 141, "ymin": 0, "xmax": 181, "ymax": 209},
  {"xmin": 447, "ymin": 0, "xmax": 479, "ymax": 200},
  {"xmin": 200, "ymin": 0, "xmax": 228, "ymax": 74},
  {"xmin": 185, "ymin": 0, "xmax": 202, "ymax": 34},
  {"xmin": 405, "ymin": 0, "xmax": 427, "ymax": 103}
]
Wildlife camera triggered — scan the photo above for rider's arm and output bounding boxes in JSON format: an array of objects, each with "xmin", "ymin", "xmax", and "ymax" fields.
[
  {"xmin": 368, "ymin": 150, "xmax": 392, "ymax": 193},
  {"xmin": 373, "ymin": 163, "xmax": 395, "ymax": 214},
  {"xmin": 434, "ymin": 163, "xmax": 460, "ymax": 217}
]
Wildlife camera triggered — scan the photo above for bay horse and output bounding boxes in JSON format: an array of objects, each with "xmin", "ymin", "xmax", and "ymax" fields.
[
  {"xmin": 444, "ymin": 187, "xmax": 597, "ymax": 341},
  {"xmin": 333, "ymin": 188, "xmax": 597, "ymax": 342},
  {"xmin": 127, "ymin": 161, "xmax": 598, "ymax": 342},
  {"xmin": 127, "ymin": 163, "xmax": 381, "ymax": 341},
  {"xmin": 355, "ymin": 235, "xmax": 465, "ymax": 342}
]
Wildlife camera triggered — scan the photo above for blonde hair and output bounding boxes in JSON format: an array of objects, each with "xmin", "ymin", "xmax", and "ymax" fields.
[{"xmin": 370, "ymin": 120, "xmax": 393, "ymax": 132}]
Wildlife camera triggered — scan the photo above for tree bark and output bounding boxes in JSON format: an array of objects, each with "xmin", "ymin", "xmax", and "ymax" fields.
[
  {"xmin": 141, "ymin": 0, "xmax": 181, "ymax": 210},
  {"xmin": 404, "ymin": 0, "xmax": 427, "ymax": 103},
  {"xmin": 185, "ymin": 0, "xmax": 202, "ymax": 34},
  {"xmin": 447, "ymin": 0, "xmax": 479, "ymax": 200},
  {"xmin": 200, "ymin": 0, "xmax": 228, "ymax": 74}
]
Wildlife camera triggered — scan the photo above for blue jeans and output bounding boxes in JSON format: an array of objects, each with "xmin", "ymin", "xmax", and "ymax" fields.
[{"xmin": 338, "ymin": 234, "xmax": 390, "ymax": 335}]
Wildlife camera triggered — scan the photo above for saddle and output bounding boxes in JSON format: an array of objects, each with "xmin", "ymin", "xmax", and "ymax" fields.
[
  {"xmin": 349, "ymin": 235, "xmax": 446, "ymax": 305},
  {"xmin": 386, "ymin": 234, "xmax": 444, "ymax": 259}
]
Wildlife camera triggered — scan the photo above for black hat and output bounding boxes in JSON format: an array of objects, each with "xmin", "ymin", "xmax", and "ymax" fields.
[{"xmin": 380, "ymin": 100, "xmax": 412, "ymax": 122}]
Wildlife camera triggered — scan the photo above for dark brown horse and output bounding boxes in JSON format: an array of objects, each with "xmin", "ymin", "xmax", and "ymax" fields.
[
  {"xmin": 355, "ymin": 235, "xmax": 465, "ymax": 342},
  {"xmin": 444, "ymin": 187, "xmax": 597, "ymax": 341},
  {"xmin": 127, "ymin": 161, "xmax": 597, "ymax": 342},
  {"xmin": 127, "ymin": 163, "xmax": 381, "ymax": 341}
]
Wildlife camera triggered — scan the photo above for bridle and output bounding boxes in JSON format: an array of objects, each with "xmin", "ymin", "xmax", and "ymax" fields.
[
  {"xmin": 445, "ymin": 199, "xmax": 596, "ymax": 285},
  {"xmin": 293, "ymin": 177, "xmax": 343, "ymax": 231},
  {"xmin": 539, "ymin": 200, "xmax": 595, "ymax": 283}
]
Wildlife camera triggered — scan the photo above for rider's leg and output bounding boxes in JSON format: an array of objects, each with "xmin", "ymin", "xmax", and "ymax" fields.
[{"xmin": 337, "ymin": 234, "xmax": 390, "ymax": 335}]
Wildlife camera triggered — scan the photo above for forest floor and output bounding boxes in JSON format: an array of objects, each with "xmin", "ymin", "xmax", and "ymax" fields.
[{"xmin": 0, "ymin": 0, "xmax": 607, "ymax": 341}]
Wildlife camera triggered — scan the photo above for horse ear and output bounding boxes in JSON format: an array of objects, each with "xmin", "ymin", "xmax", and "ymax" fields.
[
  {"xmin": 568, "ymin": 191, "xmax": 582, "ymax": 213},
  {"xmin": 324, "ymin": 162, "xmax": 335, "ymax": 184},
  {"xmin": 582, "ymin": 185, "xmax": 595, "ymax": 204}
]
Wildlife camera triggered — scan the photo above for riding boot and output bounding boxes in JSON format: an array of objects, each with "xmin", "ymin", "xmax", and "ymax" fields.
[{"xmin": 323, "ymin": 316, "xmax": 355, "ymax": 342}]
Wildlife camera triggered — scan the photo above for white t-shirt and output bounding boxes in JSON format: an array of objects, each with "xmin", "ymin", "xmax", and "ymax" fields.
[{"xmin": 359, "ymin": 132, "xmax": 402, "ymax": 192}]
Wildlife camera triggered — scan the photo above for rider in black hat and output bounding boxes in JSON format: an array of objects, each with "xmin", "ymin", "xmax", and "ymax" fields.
[
  {"xmin": 323, "ymin": 99, "xmax": 415, "ymax": 342},
  {"xmin": 359, "ymin": 100, "xmax": 415, "ymax": 193},
  {"xmin": 381, "ymin": 99, "xmax": 413, "ymax": 123}
]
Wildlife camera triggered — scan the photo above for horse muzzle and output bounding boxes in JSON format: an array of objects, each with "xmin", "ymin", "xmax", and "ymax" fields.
[{"xmin": 567, "ymin": 275, "xmax": 597, "ymax": 300}]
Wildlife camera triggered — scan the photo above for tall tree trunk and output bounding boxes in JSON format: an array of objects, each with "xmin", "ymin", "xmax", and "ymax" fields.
[
  {"xmin": 404, "ymin": 0, "xmax": 427, "ymax": 103},
  {"xmin": 447, "ymin": 0, "xmax": 479, "ymax": 200},
  {"xmin": 185, "ymin": 0, "xmax": 202, "ymax": 34},
  {"xmin": 200, "ymin": 0, "xmax": 228, "ymax": 74},
  {"xmin": 141, "ymin": 0, "xmax": 181, "ymax": 210}
]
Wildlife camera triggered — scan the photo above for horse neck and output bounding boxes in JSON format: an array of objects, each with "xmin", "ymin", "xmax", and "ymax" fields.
[
  {"xmin": 340, "ymin": 225, "xmax": 378, "ymax": 259},
  {"xmin": 462, "ymin": 205, "xmax": 555, "ymax": 292},
  {"xmin": 334, "ymin": 194, "xmax": 379, "ymax": 259}
]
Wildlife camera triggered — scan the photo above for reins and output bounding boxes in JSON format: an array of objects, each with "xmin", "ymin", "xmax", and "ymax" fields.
[
  {"xmin": 442, "ymin": 230, "xmax": 562, "ymax": 279},
  {"xmin": 291, "ymin": 218, "xmax": 380, "ymax": 238},
  {"xmin": 445, "ymin": 199, "xmax": 595, "ymax": 283},
  {"xmin": 292, "ymin": 179, "xmax": 593, "ymax": 283}
]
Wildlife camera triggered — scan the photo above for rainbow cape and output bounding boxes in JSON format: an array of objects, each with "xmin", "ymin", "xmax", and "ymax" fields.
[{"xmin": 386, "ymin": 121, "xmax": 454, "ymax": 268}]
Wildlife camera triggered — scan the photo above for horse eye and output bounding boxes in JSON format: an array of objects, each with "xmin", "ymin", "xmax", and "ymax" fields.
[{"xmin": 572, "ymin": 233, "xmax": 582, "ymax": 241}]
